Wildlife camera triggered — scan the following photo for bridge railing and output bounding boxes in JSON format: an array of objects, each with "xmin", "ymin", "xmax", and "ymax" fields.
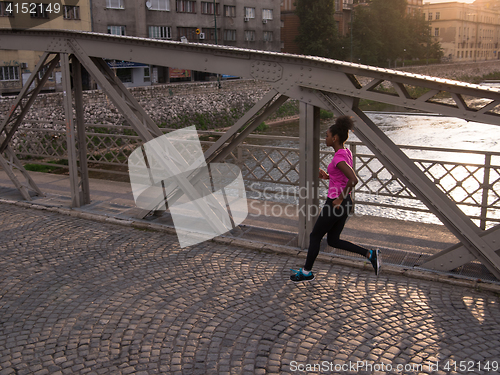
[{"xmin": 11, "ymin": 120, "xmax": 500, "ymax": 230}]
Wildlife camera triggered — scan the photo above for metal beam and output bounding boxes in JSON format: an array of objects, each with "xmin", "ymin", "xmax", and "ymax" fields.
[
  {"xmin": 2, "ymin": 30, "xmax": 500, "ymax": 126},
  {"xmin": 298, "ymin": 103, "xmax": 320, "ymax": 249},
  {"xmin": 72, "ymin": 55, "xmax": 91, "ymax": 205},
  {"xmin": 61, "ymin": 53, "xmax": 81, "ymax": 208}
]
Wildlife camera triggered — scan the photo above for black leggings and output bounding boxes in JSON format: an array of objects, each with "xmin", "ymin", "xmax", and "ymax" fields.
[{"xmin": 304, "ymin": 195, "xmax": 369, "ymax": 271}]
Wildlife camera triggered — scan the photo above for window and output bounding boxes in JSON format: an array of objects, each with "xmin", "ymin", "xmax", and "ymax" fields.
[
  {"xmin": 37, "ymin": 65, "xmax": 54, "ymax": 80},
  {"xmin": 263, "ymin": 31, "xmax": 273, "ymax": 42},
  {"xmin": 149, "ymin": 25, "xmax": 172, "ymax": 39},
  {"xmin": 0, "ymin": 66, "xmax": 19, "ymax": 81},
  {"xmin": 108, "ymin": 25, "xmax": 126, "ymax": 35},
  {"xmin": 262, "ymin": 9, "xmax": 273, "ymax": 20},
  {"xmin": 148, "ymin": 0, "xmax": 170, "ymax": 11},
  {"xmin": 178, "ymin": 27, "xmax": 198, "ymax": 41},
  {"xmin": 106, "ymin": 0, "xmax": 124, "ymax": 9},
  {"xmin": 434, "ymin": 28, "xmax": 439, "ymax": 37},
  {"xmin": 435, "ymin": 12, "xmax": 440, "ymax": 20},
  {"xmin": 244, "ymin": 7, "xmax": 255, "ymax": 19},
  {"xmin": 30, "ymin": 3, "xmax": 49, "ymax": 18},
  {"xmin": 244, "ymin": 30, "xmax": 255, "ymax": 41},
  {"xmin": 116, "ymin": 68, "xmax": 133, "ymax": 83},
  {"xmin": 144, "ymin": 67, "xmax": 150, "ymax": 82},
  {"xmin": 224, "ymin": 29, "xmax": 236, "ymax": 41},
  {"xmin": 176, "ymin": 0, "xmax": 195, "ymax": 13},
  {"xmin": 335, "ymin": 0, "xmax": 340, "ymax": 11},
  {"xmin": 63, "ymin": 6, "xmax": 80, "ymax": 19},
  {"xmin": 0, "ymin": 2, "xmax": 14, "ymax": 17},
  {"xmin": 428, "ymin": 12, "xmax": 432, "ymax": 21},
  {"xmin": 224, "ymin": 5, "xmax": 235, "ymax": 17},
  {"xmin": 202, "ymin": 28, "xmax": 220, "ymax": 40},
  {"xmin": 201, "ymin": 2, "xmax": 219, "ymax": 15}
]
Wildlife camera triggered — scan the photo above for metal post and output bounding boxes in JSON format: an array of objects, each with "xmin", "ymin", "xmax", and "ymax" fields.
[
  {"xmin": 298, "ymin": 103, "xmax": 320, "ymax": 249},
  {"xmin": 214, "ymin": 0, "xmax": 221, "ymax": 88},
  {"xmin": 61, "ymin": 53, "xmax": 81, "ymax": 208},
  {"xmin": 72, "ymin": 56, "xmax": 91, "ymax": 205},
  {"xmin": 480, "ymin": 153, "xmax": 492, "ymax": 230}
]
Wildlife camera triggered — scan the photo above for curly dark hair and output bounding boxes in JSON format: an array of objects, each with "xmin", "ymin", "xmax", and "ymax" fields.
[{"xmin": 328, "ymin": 116, "xmax": 354, "ymax": 145}]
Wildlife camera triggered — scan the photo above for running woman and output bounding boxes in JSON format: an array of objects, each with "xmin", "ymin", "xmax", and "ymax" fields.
[{"xmin": 290, "ymin": 116, "xmax": 381, "ymax": 282}]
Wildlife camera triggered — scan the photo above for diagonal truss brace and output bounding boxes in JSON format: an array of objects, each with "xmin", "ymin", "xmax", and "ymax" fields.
[
  {"xmin": 164, "ymin": 90, "xmax": 289, "ymax": 210},
  {"xmin": 313, "ymin": 89, "xmax": 500, "ymax": 280},
  {"xmin": 0, "ymin": 53, "xmax": 60, "ymax": 153},
  {"xmin": 204, "ymin": 90, "xmax": 289, "ymax": 164},
  {"xmin": 0, "ymin": 52, "xmax": 59, "ymax": 200},
  {"xmin": 421, "ymin": 225, "xmax": 500, "ymax": 271},
  {"xmin": 0, "ymin": 146, "xmax": 44, "ymax": 201}
]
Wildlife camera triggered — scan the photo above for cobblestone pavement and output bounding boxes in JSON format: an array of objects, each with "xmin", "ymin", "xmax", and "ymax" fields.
[{"xmin": 1, "ymin": 203, "xmax": 500, "ymax": 375}]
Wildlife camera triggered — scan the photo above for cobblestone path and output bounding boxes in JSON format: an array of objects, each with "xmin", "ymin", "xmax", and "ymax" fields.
[{"xmin": 0, "ymin": 203, "xmax": 499, "ymax": 375}]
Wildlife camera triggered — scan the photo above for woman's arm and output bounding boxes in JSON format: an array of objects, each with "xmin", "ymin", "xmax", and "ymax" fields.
[
  {"xmin": 332, "ymin": 161, "xmax": 358, "ymax": 207},
  {"xmin": 319, "ymin": 168, "xmax": 329, "ymax": 180}
]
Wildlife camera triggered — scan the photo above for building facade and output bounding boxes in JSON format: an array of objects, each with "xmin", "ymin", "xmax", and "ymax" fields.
[
  {"xmin": 1, "ymin": 0, "xmax": 280, "ymax": 93},
  {"xmin": 92, "ymin": 0, "xmax": 281, "ymax": 84},
  {"xmin": 280, "ymin": 0, "xmax": 300, "ymax": 54},
  {"xmin": 0, "ymin": 0, "xmax": 92, "ymax": 94},
  {"xmin": 423, "ymin": 1, "xmax": 500, "ymax": 62}
]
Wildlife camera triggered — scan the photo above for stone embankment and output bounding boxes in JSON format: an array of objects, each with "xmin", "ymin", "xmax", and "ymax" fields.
[{"xmin": 0, "ymin": 79, "xmax": 274, "ymax": 131}]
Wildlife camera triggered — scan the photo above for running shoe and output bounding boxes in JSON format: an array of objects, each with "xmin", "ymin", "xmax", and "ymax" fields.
[
  {"xmin": 290, "ymin": 268, "xmax": 315, "ymax": 282},
  {"xmin": 369, "ymin": 249, "xmax": 381, "ymax": 276}
]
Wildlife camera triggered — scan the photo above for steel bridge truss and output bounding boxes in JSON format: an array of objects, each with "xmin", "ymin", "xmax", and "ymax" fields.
[{"xmin": 0, "ymin": 30, "xmax": 499, "ymax": 279}]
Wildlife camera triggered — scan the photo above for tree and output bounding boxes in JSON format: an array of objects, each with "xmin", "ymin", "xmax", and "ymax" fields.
[
  {"xmin": 294, "ymin": 0, "xmax": 339, "ymax": 59},
  {"xmin": 351, "ymin": 0, "xmax": 443, "ymax": 67}
]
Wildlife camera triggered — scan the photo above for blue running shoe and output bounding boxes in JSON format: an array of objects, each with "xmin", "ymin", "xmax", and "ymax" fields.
[
  {"xmin": 290, "ymin": 268, "xmax": 315, "ymax": 282},
  {"xmin": 369, "ymin": 249, "xmax": 381, "ymax": 275}
]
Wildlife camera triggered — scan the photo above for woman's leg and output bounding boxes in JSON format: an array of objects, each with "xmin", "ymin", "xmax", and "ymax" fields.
[
  {"xmin": 326, "ymin": 196, "xmax": 369, "ymax": 257},
  {"xmin": 304, "ymin": 199, "xmax": 343, "ymax": 271}
]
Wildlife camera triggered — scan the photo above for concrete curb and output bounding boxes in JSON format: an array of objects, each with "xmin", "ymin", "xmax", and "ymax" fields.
[{"xmin": 2, "ymin": 197, "xmax": 500, "ymax": 294}]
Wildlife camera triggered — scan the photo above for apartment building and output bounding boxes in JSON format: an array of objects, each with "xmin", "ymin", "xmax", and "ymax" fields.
[
  {"xmin": 0, "ymin": 0, "xmax": 92, "ymax": 94},
  {"xmin": 1, "ymin": 0, "xmax": 280, "ymax": 93},
  {"xmin": 423, "ymin": 1, "xmax": 500, "ymax": 62},
  {"xmin": 93, "ymin": 0, "xmax": 281, "ymax": 84}
]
